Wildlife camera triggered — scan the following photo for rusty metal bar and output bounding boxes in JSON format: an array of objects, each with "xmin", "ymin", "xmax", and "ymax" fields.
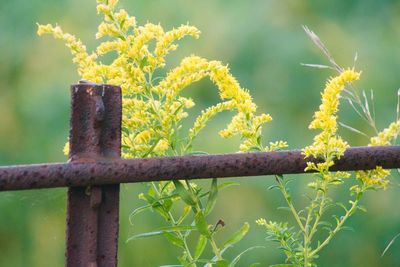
[
  {"xmin": 0, "ymin": 146, "xmax": 399, "ymax": 191},
  {"xmin": 65, "ymin": 83, "xmax": 121, "ymax": 267}
]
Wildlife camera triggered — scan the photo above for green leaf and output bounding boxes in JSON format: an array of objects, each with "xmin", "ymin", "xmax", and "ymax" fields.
[
  {"xmin": 194, "ymin": 235, "xmax": 207, "ymax": 260},
  {"xmin": 128, "ymin": 204, "xmax": 152, "ymax": 225},
  {"xmin": 176, "ymin": 205, "xmax": 192, "ymax": 225},
  {"xmin": 205, "ymin": 178, "xmax": 218, "ymax": 215},
  {"xmin": 163, "ymin": 232, "xmax": 185, "ymax": 248},
  {"xmin": 152, "ymin": 205, "xmax": 171, "ymax": 222},
  {"xmin": 218, "ymin": 182, "xmax": 240, "ymax": 190},
  {"xmin": 127, "ymin": 225, "xmax": 196, "ymax": 243},
  {"xmin": 188, "ymin": 151, "xmax": 209, "ymax": 155},
  {"xmin": 336, "ymin": 202, "xmax": 348, "ymax": 212},
  {"xmin": 160, "ymin": 181, "xmax": 173, "ymax": 193},
  {"xmin": 382, "ymin": 232, "xmax": 400, "ymax": 257},
  {"xmin": 199, "ymin": 182, "xmax": 239, "ymax": 199},
  {"xmin": 121, "ymin": 127, "xmax": 131, "ymax": 135},
  {"xmin": 229, "ymin": 246, "xmax": 264, "ymax": 267},
  {"xmin": 357, "ymin": 205, "xmax": 367, "ymax": 212},
  {"xmin": 277, "ymin": 206, "xmax": 292, "ymax": 212},
  {"xmin": 163, "ymin": 198, "xmax": 173, "ymax": 212},
  {"xmin": 267, "ymin": 185, "xmax": 280, "ymax": 190},
  {"xmin": 216, "ymin": 260, "xmax": 229, "ymax": 267},
  {"xmin": 269, "ymin": 265, "xmax": 297, "ymax": 267},
  {"xmin": 173, "ymin": 180, "xmax": 197, "ymax": 207},
  {"xmin": 222, "ymin": 222, "xmax": 250, "ymax": 250},
  {"xmin": 127, "ymin": 230, "xmax": 164, "ymax": 242},
  {"xmin": 158, "ymin": 225, "xmax": 197, "ymax": 232},
  {"xmin": 195, "ymin": 211, "xmax": 210, "ymax": 236},
  {"xmin": 121, "ymin": 144, "xmax": 131, "ymax": 150}
]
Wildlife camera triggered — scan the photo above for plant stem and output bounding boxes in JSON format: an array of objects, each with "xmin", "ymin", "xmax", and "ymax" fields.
[
  {"xmin": 308, "ymin": 185, "xmax": 327, "ymax": 242},
  {"xmin": 209, "ymin": 236, "xmax": 222, "ymax": 260},
  {"xmin": 183, "ymin": 180, "xmax": 223, "ymax": 262},
  {"xmin": 151, "ymin": 182, "xmax": 196, "ymax": 264},
  {"xmin": 276, "ymin": 176, "xmax": 305, "ymax": 233},
  {"xmin": 309, "ymin": 196, "xmax": 360, "ymax": 258}
]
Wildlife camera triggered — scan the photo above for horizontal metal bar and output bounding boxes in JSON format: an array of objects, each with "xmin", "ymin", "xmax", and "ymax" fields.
[{"xmin": 0, "ymin": 146, "xmax": 399, "ymax": 191}]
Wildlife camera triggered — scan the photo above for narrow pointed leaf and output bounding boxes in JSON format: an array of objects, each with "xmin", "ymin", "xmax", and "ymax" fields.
[
  {"xmin": 222, "ymin": 222, "xmax": 250, "ymax": 250},
  {"xmin": 195, "ymin": 211, "xmax": 210, "ymax": 236},
  {"xmin": 229, "ymin": 246, "xmax": 264, "ymax": 267},
  {"xmin": 174, "ymin": 180, "xmax": 197, "ymax": 206},
  {"xmin": 177, "ymin": 205, "xmax": 192, "ymax": 225},
  {"xmin": 205, "ymin": 178, "xmax": 218, "ymax": 215},
  {"xmin": 269, "ymin": 265, "xmax": 297, "ymax": 267},
  {"xmin": 216, "ymin": 260, "xmax": 229, "ymax": 267},
  {"xmin": 163, "ymin": 232, "xmax": 185, "ymax": 248},
  {"xmin": 127, "ymin": 230, "xmax": 164, "ymax": 242},
  {"xmin": 158, "ymin": 225, "xmax": 197, "ymax": 232},
  {"xmin": 129, "ymin": 204, "xmax": 152, "ymax": 225},
  {"xmin": 194, "ymin": 235, "xmax": 208, "ymax": 260}
]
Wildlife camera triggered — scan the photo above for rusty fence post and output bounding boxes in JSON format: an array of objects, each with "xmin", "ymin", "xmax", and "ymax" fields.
[{"xmin": 66, "ymin": 83, "xmax": 121, "ymax": 267}]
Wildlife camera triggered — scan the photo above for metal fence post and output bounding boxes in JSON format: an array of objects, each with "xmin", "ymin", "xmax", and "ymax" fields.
[{"xmin": 66, "ymin": 83, "xmax": 121, "ymax": 267}]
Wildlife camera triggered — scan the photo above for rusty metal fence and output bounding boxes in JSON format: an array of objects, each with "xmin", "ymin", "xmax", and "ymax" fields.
[{"xmin": 0, "ymin": 83, "xmax": 399, "ymax": 267}]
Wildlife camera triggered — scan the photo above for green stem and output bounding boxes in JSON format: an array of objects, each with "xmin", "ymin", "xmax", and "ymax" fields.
[
  {"xmin": 308, "ymin": 184, "xmax": 327, "ymax": 242},
  {"xmin": 302, "ymin": 180, "xmax": 327, "ymax": 267},
  {"xmin": 209, "ymin": 236, "xmax": 222, "ymax": 260},
  {"xmin": 183, "ymin": 181, "xmax": 223, "ymax": 262},
  {"xmin": 309, "ymin": 195, "xmax": 360, "ymax": 258},
  {"xmin": 276, "ymin": 175, "xmax": 306, "ymax": 233},
  {"xmin": 151, "ymin": 182, "xmax": 196, "ymax": 264}
]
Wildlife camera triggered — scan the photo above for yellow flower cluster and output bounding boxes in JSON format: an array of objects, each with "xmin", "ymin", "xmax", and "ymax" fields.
[
  {"xmin": 255, "ymin": 218, "xmax": 267, "ymax": 226},
  {"xmin": 38, "ymin": 0, "xmax": 278, "ymax": 158},
  {"xmin": 356, "ymin": 166, "xmax": 390, "ymax": 189},
  {"xmin": 189, "ymin": 101, "xmax": 236, "ymax": 142},
  {"xmin": 355, "ymin": 120, "xmax": 400, "ymax": 189},
  {"xmin": 370, "ymin": 120, "xmax": 400, "ymax": 146},
  {"xmin": 303, "ymin": 69, "xmax": 360, "ymax": 178}
]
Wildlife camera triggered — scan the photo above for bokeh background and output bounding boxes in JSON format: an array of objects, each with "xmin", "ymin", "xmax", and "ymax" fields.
[{"xmin": 1, "ymin": 0, "xmax": 400, "ymax": 266}]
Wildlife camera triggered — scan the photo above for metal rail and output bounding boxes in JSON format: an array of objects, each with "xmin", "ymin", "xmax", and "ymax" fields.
[{"xmin": 1, "ymin": 146, "xmax": 399, "ymax": 191}]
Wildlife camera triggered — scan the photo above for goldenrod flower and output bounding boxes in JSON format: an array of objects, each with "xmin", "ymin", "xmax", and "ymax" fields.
[
  {"xmin": 370, "ymin": 121, "xmax": 400, "ymax": 146},
  {"xmin": 255, "ymin": 218, "xmax": 267, "ymax": 226},
  {"xmin": 355, "ymin": 120, "xmax": 400, "ymax": 189},
  {"xmin": 303, "ymin": 69, "xmax": 360, "ymax": 180}
]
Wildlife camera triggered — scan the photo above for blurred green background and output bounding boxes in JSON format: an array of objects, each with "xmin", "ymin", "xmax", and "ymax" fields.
[{"xmin": 1, "ymin": 0, "xmax": 400, "ymax": 266}]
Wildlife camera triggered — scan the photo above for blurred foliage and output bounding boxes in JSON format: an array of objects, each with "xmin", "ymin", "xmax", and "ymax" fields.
[{"xmin": 1, "ymin": 0, "xmax": 400, "ymax": 266}]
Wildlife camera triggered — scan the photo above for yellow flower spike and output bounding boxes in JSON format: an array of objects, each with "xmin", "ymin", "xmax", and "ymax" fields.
[
  {"xmin": 154, "ymin": 25, "xmax": 200, "ymax": 66},
  {"xmin": 96, "ymin": 4, "xmax": 111, "ymax": 15},
  {"xmin": 154, "ymin": 139, "xmax": 169, "ymax": 154},
  {"xmin": 134, "ymin": 130, "xmax": 152, "ymax": 144},
  {"xmin": 355, "ymin": 120, "xmax": 400, "ymax": 189},
  {"xmin": 189, "ymin": 101, "xmax": 236, "ymax": 140},
  {"xmin": 255, "ymin": 218, "xmax": 267, "ymax": 226},
  {"xmin": 268, "ymin": 141, "xmax": 289, "ymax": 151},
  {"xmin": 127, "ymin": 23, "xmax": 164, "ymax": 62},
  {"xmin": 253, "ymin": 114, "xmax": 273, "ymax": 126},
  {"xmin": 36, "ymin": 23, "xmax": 53, "ymax": 36},
  {"xmin": 239, "ymin": 140, "xmax": 254, "ymax": 152},
  {"xmin": 370, "ymin": 120, "xmax": 400, "ymax": 146},
  {"xmin": 303, "ymin": 69, "xmax": 360, "ymax": 180}
]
